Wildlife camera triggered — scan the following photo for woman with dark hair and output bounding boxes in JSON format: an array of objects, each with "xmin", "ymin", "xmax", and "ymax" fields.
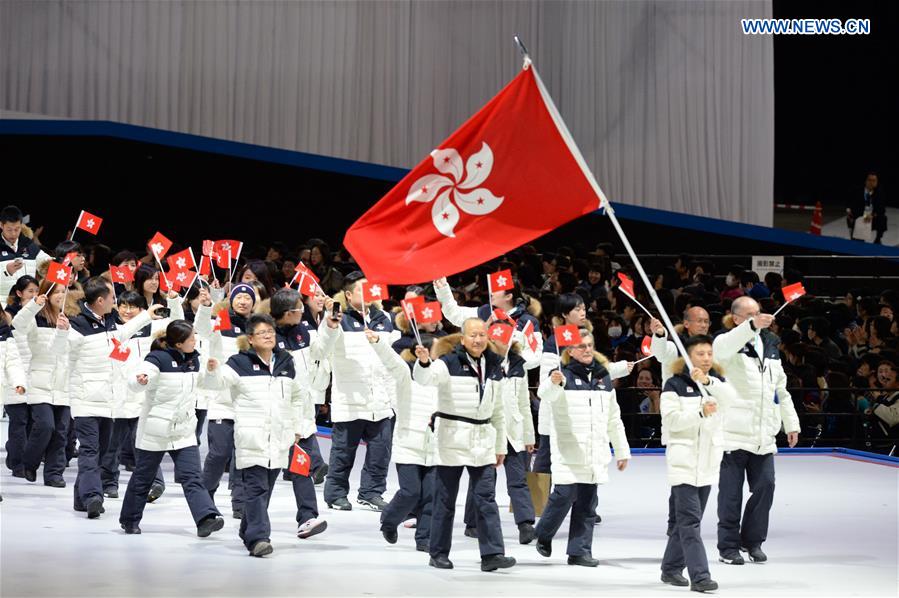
[
  {"xmin": 110, "ymin": 250, "xmax": 139, "ymax": 293},
  {"xmin": 134, "ymin": 264, "xmax": 164, "ymax": 308},
  {"xmin": 5, "ymin": 275, "xmax": 39, "ymax": 320},
  {"xmin": 54, "ymin": 240, "xmax": 89, "ymax": 286},
  {"xmin": 12, "ymin": 278, "xmax": 75, "ymax": 486},
  {"xmin": 238, "ymin": 259, "xmax": 274, "ymax": 300},
  {"xmin": 307, "ymin": 239, "xmax": 344, "ymax": 295},
  {"xmin": 121, "ymin": 319, "xmax": 225, "ymax": 536}
]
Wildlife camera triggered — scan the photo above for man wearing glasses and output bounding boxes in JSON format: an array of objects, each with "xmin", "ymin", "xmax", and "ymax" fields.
[{"xmin": 711, "ymin": 296, "xmax": 800, "ymax": 565}]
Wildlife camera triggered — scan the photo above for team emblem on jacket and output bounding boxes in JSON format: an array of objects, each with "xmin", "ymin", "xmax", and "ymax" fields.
[
  {"xmin": 172, "ymin": 361, "xmax": 178, "ymax": 367},
  {"xmin": 353, "ymin": 321, "xmax": 361, "ymax": 328},
  {"xmin": 575, "ymin": 378, "xmax": 582, "ymax": 385},
  {"xmin": 405, "ymin": 142, "xmax": 504, "ymax": 238},
  {"xmin": 234, "ymin": 327, "xmax": 241, "ymax": 332},
  {"xmin": 253, "ymin": 364, "xmax": 260, "ymax": 371},
  {"xmin": 92, "ymin": 323, "xmax": 98, "ymax": 329},
  {"xmin": 278, "ymin": 342, "xmax": 285, "ymax": 348}
]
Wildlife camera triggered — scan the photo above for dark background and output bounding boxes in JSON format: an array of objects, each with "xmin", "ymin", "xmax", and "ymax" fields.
[{"xmin": 0, "ymin": 0, "xmax": 895, "ymax": 256}]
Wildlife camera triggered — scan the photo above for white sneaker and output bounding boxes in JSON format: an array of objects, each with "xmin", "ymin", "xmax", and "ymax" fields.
[
  {"xmin": 297, "ymin": 518, "xmax": 328, "ymax": 539},
  {"xmin": 402, "ymin": 518, "xmax": 417, "ymax": 529}
]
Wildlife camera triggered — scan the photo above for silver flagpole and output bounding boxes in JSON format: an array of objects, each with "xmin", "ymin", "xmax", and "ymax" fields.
[{"xmin": 513, "ymin": 36, "xmax": 706, "ymax": 395}]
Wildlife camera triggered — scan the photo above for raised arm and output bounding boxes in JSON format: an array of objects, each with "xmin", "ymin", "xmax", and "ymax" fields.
[{"xmin": 433, "ymin": 278, "xmax": 478, "ymax": 327}]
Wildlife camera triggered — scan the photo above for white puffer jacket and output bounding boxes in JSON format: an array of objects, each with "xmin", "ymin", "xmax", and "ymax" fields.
[
  {"xmin": 11, "ymin": 299, "xmax": 67, "ymax": 406},
  {"xmin": 661, "ymin": 369, "xmax": 735, "ymax": 487},
  {"xmin": 0, "ymin": 326, "xmax": 27, "ymax": 404},
  {"xmin": 413, "ymin": 343, "xmax": 506, "ymax": 467},
  {"xmin": 198, "ymin": 309, "xmax": 251, "ymax": 420},
  {"xmin": 54, "ymin": 306, "xmax": 152, "ymax": 418},
  {"xmin": 5, "ymin": 312, "xmax": 31, "ymax": 405},
  {"xmin": 371, "ymin": 338, "xmax": 436, "ymax": 466},
  {"xmin": 112, "ymin": 297, "xmax": 185, "ymax": 419},
  {"xmin": 301, "ymin": 318, "xmax": 330, "ymax": 406},
  {"xmin": 537, "ymin": 359, "xmax": 631, "ymax": 485},
  {"xmin": 712, "ymin": 320, "xmax": 801, "ymax": 455},
  {"xmin": 200, "ymin": 348, "xmax": 309, "ymax": 470},
  {"xmin": 129, "ymin": 348, "xmax": 203, "ymax": 452},
  {"xmin": 537, "ymin": 346, "xmax": 630, "ymax": 436},
  {"xmin": 434, "ymin": 282, "xmax": 542, "ymax": 370},
  {"xmin": 502, "ymin": 352, "xmax": 535, "ymax": 453},
  {"xmin": 275, "ymin": 321, "xmax": 330, "ymax": 439},
  {"xmin": 311, "ymin": 310, "xmax": 394, "ymax": 423},
  {"xmin": 0, "ymin": 235, "xmax": 51, "ymax": 299}
]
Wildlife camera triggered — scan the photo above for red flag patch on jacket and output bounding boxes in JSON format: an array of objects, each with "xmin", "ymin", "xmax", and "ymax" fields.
[
  {"xmin": 109, "ymin": 338, "xmax": 131, "ymax": 362},
  {"xmin": 344, "ymin": 65, "xmax": 607, "ymax": 283},
  {"xmin": 75, "ymin": 210, "xmax": 103, "ymax": 235},
  {"xmin": 554, "ymin": 324, "xmax": 582, "ymax": 348},
  {"xmin": 47, "ymin": 261, "xmax": 72, "ymax": 286}
]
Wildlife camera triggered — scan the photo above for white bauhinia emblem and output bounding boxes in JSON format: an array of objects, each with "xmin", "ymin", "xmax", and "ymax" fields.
[
  {"xmin": 421, "ymin": 307, "xmax": 433, "ymax": 319},
  {"xmin": 56, "ymin": 269, "xmax": 67, "ymax": 281},
  {"xmin": 405, "ymin": 142, "xmax": 504, "ymax": 237},
  {"xmin": 495, "ymin": 275, "xmax": 507, "ymax": 288},
  {"xmin": 115, "ymin": 271, "xmax": 124, "ymax": 280},
  {"xmin": 86, "ymin": 218, "xmax": 95, "ymax": 229},
  {"xmin": 151, "ymin": 242, "xmax": 165, "ymax": 257},
  {"xmin": 221, "ymin": 243, "xmax": 232, "ymax": 252},
  {"xmin": 176, "ymin": 272, "xmax": 188, "ymax": 282},
  {"xmin": 562, "ymin": 330, "xmax": 573, "ymax": 342},
  {"xmin": 493, "ymin": 327, "xmax": 504, "ymax": 337},
  {"xmin": 369, "ymin": 284, "xmax": 382, "ymax": 298},
  {"xmin": 176, "ymin": 257, "xmax": 187, "ymax": 268},
  {"xmin": 296, "ymin": 453, "xmax": 307, "ymax": 465},
  {"xmin": 789, "ymin": 291, "xmax": 801, "ymax": 301}
]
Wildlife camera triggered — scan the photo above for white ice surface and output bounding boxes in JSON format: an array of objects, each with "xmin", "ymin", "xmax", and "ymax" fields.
[{"xmin": 1, "ymin": 432, "xmax": 896, "ymax": 598}]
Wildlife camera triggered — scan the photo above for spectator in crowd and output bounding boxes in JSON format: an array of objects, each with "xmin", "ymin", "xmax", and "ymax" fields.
[
  {"xmin": 847, "ymin": 172, "xmax": 887, "ymax": 244},
  {"xmin": 866, "ymin": 361, "xmax": 899, "ymax": 439}
]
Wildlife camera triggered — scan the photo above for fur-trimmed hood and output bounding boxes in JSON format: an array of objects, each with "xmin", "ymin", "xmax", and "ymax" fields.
[
  {"xmin": 670, "ymin": 357, "xmax": 725, "ymax": 378},
  {"xmin": 560, "ymin": 350, "xmax": 610, "ymax": 367},
  {"xmin": 431, "ymin": 332, "xmax": 518, "ymax": 360}
]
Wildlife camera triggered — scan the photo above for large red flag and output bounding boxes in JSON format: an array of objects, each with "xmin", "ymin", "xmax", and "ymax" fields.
[{"xmin": 344, "ymin": 65, "xmax": 604, "ymax": 283}]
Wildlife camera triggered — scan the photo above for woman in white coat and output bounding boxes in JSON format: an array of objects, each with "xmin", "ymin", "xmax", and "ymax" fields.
[
  {"xmin": 119, "ymin": 320, "xmax": 224, "ymax": 537},
  {"xmin": 659, "ymin": 335, "xmax": 736, "ymax": 593},
  {"xmin": 535, "ymin": 331, "xmax": 630, "ymax": 567}
]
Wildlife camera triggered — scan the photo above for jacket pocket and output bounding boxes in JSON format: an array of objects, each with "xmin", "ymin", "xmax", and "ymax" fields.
[
  {"xmin": 235, "ymin": 421, "xmax": 267, "ymax": 451},
  {"xmin": 724, "ymin": 405, "xmax": 755, "ymax": 436}
]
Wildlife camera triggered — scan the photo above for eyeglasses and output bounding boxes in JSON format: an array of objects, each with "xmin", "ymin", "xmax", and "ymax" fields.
[
  {"xmin": 287, "ymin": 308, "xmax": 304, "ymax": 313},
  {"xmin": 573, "ymin": 343, "xmax": 595, "ymax": 350},
  {"xmin": 251, "ymin": 330, "xmax": 276, "ymax": 338}
]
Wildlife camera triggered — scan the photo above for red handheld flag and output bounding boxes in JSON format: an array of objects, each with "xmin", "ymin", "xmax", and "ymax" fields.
[
  {"xmin": 213, "ymin": 309, "xmax": 232, "ymax": 332},
  {"xmin": 202, "ymin": 240, "xmax": 217, "ymax": 257},
  {"xmin": 109, "ymin": 265, "xmax": 134, "ymax": 284},
  {"xmin": 401, "ymin": 296, "xmax": 426, "ymax": 320},
  {"xmin": 198, "ymin": 255, "xmax": 212, "ymax": 277},
  {"xmin": 522, "ymin": 320, "xmax": 539, "ymax": 353},
  {"xmin": 488, "ymin": 322, "xmax": 514, "ymax": 346},
  {"xmin": 109, "ymin": 338, "xmax": 131, "ymax": 362},
  {"xmin": 289, "ymin": 444, "xmax": 312, "ymax": 476},
  {"xmin": 554, "ymin": 324, "xmax": 582, "ymax": 348},
  {"xmin": 362, "ymin": 281, "xmax": 388, "ymax": 303},
  {"xmin": 62, "ymin": 252, "xmax": 79, "ymax": 266},
  {"xmin": 75, "ymin": 210, "xmax": 103, "ymax": 235},
  {"xmin": 344, "ymin": 66, "xmax": 606, "ymax": 283},
  {"xmin": 488, "ymin": 269, "xmax": 514, "ymax": 292},
  {"xmin": 148, "ymin": 232, "xmax": 173, "ymax": 260},
  {"xmin": 616, "ymin": 272, "xmax": 636, "ymax": 300},
  {"xmin": 294, "ymin": 262, "xmax": 320, "ymax": 284},
  {"xmin": 166, "ymin": 248, "xmax": 196, "ymax": 272},
  {"xmin": 416, "ymin": 301, "xmax": 443, "ymax": 325},
  {"xmin": 298, "ymin": 276, "xmax": 319, "ymax": 298},
  {"xmin": 782, "ymin": 282, "xmax": 806, "ymax": 302},
  {"xmin": 641, "ymin": 336, "xmax": 652, "ymax": 356},
  {"xmin": 213, "ymin": 240, "xmax": 242, "ymax": 269},
  {"xmin": 158, "ymin": 273, "xmax": 179, "ymax": 293},
  {"xmin": 47, "ymin": 261, "xmax": 72, "ymax": 286}
]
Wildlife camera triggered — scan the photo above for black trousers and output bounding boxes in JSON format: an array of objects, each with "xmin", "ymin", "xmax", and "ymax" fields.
[
  {"xmin": 73, "ymin": 416, "xmax": 114, "ymax": 509},
  {"xmin": 4, "ymin": 403, "xmax": 29, "ymax": 474},
  {"xmin": 717, "ymin": 450, "xmax": 775, "ymax": 553},
  {"xmin": 324, "ymin": 418, "xmax": 392, "ymax": 503},
  {"xmin": 534, "ymin": 482, "xmax": 597, "ymax": 557},
  {"xmin": 120, "ymin": 446, "xmax": 219, "ymax": 528},
  {"xmin": 431, "ymin": 464, "xmax": 505, "ymax": 559},
  {"xmin": 22, "ymin": 404, "xmax": 69, "ymax": 482},
  {"xmin": 662, "ymin": 484, "xmax": 712, "ymax": 583},
  {"xmin": 380, "ymin": 463, "xmax": 434, "ymax": 547},
  {"xmin": 202, "ymin": 419, "xmax": 245, "ymax": 510},
  {"xmin": 102, "ymin": 418, "xmax": 165, "ymax": 491},
  {"xmin": 289, "ymin": 438, "xmax": 320, "ymax": 525},
  {"xmin": 464, "ymin": 443, "xmax": 535, "ymax": 528},
  {"xmin": 239, "ymin": 466, "xmax": 280, "ymax": 550}
]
